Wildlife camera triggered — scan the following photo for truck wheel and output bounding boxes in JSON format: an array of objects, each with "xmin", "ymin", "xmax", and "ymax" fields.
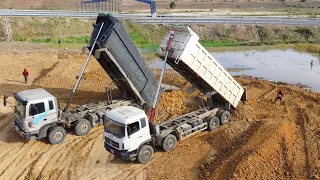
[
  {"xmin": 162, "ymin": 134, "xmax": 177, "ymax": 152},
  {"xmin": 207, "ymin": 116, "xmax": 220, "ymax": 131},
  {"xmin": 48, "ymin": 126, "xmax": 66, "ymax": 144},
  {"xmin": 137, "ymin": 145, "xmax": 154, "ymax": 164},
  {"xmin": 74, "ymin": 119, "xmax": 92, "ymax": 136},
  {"xmin": 219, "ymin": 111, "xmax": 231, "ymax": 125}
]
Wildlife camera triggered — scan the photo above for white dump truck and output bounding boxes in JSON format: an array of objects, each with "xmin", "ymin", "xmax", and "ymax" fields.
[
  {"xmin": 12, "ymin": 88, "xmax": 135, "ymax": 144},
  {"xmin": 9, "ymin": 14, "xmax": 177, "ymax": 144},
  {"xmin": 102, "ymin": 26, "xmax": 247, "ymax": 164}
]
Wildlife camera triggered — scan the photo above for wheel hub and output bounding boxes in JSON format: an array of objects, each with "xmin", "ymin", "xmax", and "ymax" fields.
[
  {"xmin": 167, "ymin": 139, "xmax": 174, "ymax": 148},
  {"xmin": 224, "ymin": 115, "xmax": 228, "ymax": 122},
  {"xmin": 143, "ymin": 150, "xmax": 150, "ymax": 159},
  {"xmin": 79, "ymin": 123, "xmax": 88, "ymax": 133},
  {"xmin": 53, "ymin": 131, "xmax": 63, "ymax": 141}
]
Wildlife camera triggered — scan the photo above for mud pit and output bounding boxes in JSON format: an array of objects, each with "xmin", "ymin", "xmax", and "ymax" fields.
[{"xmin": 1, "ymin": 49, "xmax": 320, "ymax": 180}]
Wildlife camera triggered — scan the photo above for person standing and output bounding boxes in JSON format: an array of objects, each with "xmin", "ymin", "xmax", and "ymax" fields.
[
  {"xmin": 3, "ymin": 95, "xmax": 8, "ymax": 106},
  {"xmin": 274, "ymin": 88, "xmax": 284, "ymax": 105},
  {"xmin": 23, "ymin": 68, "xmax": 29, "ymax": 84}
]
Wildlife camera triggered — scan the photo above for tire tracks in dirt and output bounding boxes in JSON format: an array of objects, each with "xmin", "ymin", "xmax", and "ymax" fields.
[
  {"xmin": 280, "ymin": 137, "xmax": 294, "ymax": 178},
  {"xmin": 202, "ymin": 121, "xmax": 264, "ymax": 179},
  {"xmin": 34, "ymin": 128, "xmax": 102, "ymax": 179},
  {"xmin": 109, "ymin": 131, "xmax": 209, "ymax": 180},
  {"xmin": 295, "ymin": 107, "xmax": 311, "ymax": 179}
]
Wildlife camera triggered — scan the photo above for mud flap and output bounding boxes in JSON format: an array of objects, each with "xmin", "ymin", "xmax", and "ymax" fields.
[{"xmin": 241, "ymin": 86, "xmax": 248, "ymax": 104}]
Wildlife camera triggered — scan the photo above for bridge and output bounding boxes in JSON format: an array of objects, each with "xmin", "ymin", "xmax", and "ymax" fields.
[{"xmin": 76, "ymin": 0, "xmax": 156, "ymax": 16}]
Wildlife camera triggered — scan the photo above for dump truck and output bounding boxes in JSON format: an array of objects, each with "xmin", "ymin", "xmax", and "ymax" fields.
[
  {"xmin": 90, "ymin": 14, "xmax": 159, "ymax": 108},
  {"xmin": 102, "ymin": 26, "xmax": 247, "ymax": 164},
  {"xmin": 10, "ymin": 14, "xmax": 176, "ymax": 144}
]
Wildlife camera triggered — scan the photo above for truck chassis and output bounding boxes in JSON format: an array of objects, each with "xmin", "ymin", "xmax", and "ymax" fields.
[
  {"xmin": 104, "ymin": 103, "xmax": 231, "ymax": 164},
  {"xmin": 14, "ymin": 98, "xmax": 136, "ymax": 144}
]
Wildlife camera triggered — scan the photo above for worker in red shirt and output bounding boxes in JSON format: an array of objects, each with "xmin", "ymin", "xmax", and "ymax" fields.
[
  {"xmin": 23, "ymin": 68, "xmax": 29, "ymax": 84},
  {"xmin": 274, "ymin": 88, "xmax": 284, "ymax": 105}
]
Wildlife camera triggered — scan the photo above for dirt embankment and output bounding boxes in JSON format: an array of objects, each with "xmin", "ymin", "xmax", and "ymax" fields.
[
  {"xmin": 198, "ymin": 77, "xmax": 320, "ymax": 179},
  {"xmin": 1, "ymin": 16, "xmax": 319, "ymax": 46},
  {"xmin": 0, "ymin": 50, "xmax": 320, "ymax": 179}
]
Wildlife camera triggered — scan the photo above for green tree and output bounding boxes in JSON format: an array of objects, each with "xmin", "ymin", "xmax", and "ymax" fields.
[{"xmin": 170, "ymin": 2, "xmax": 176, "ymax": 9}]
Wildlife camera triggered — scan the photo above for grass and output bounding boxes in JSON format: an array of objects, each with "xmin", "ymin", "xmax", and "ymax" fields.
[
  {"xmin": 126, "ymin": 23, "xmax": 165, "ymax": 57},
  {"xmin": 4, "ymin": 17, "xmax": 320, "ymax": 60},
  {"xmin": 31, "ymin": 37, "xmax": 90, "ymax": 44},
  {"xmin": 9, "ymin": 17, "xmax": 95, "ymax": 41},
  {"xmin": 200, "ymin": 41, "xmax": 251, "ymax": 47},
  {"xmin": 293, "ymin": 44, "xmax": 320, "ymax": 54}
]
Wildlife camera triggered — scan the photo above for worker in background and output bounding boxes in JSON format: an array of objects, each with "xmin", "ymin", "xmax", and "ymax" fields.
[
  {"xmin": 311, "ymin": 60, "xmax": 313, "ymax": 70},
  {"xmin": 23, "ymin": 68, "xmax": 29, "ymax": 84},
  {"xmin": 3, "ymin": 95, "xmax": 8, "ymax": 106},
  {"xmin": 274, "ymin": 88, "xmax": 284, "ymax": 105}
]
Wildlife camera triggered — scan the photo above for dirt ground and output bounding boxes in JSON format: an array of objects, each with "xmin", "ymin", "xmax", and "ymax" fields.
[{"xmin": 1, "ymin": 48, "xmax": 320, "ymax": 180}]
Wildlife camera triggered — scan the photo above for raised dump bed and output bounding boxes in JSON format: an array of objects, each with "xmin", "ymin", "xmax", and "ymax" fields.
[
  {"xmin": 156, "ymin": 26, "xmax": 244, "ymax": 108},
  {"xmin": 89, "ymin": 14, "xmax": 157, "ymax": 108}
]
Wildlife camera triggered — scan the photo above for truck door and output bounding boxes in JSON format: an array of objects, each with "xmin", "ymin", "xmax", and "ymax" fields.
[
  {"xmin": 27, "ymin": 100, "xmax": 49, "ymax": 133},
  {"xmin": 45, "ymin": 99, "xmax": 57, "ymax": 124},
  {"xmin": 127, "ymin": 121, "xmax": 142, "ymax": 151},
  {"xmin": 127, "ymin": 118, "xmax": 150, "ymax": 151}
]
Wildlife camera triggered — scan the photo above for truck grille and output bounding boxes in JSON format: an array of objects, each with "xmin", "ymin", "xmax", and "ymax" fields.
[
  {"xmin": 14, "ymin": 116, "xmax": 24, "ymax": 130},
  {"xmin": 105, "ymin": 137, "xmax": 120, "ymax": 149}
]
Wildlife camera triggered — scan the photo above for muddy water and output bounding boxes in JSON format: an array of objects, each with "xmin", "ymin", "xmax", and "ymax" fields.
[
  {"xmin": 149, "ymin": 49, "xmax": 320, "ymax": 91},
  {"xmin": 214, "ymin": 49, "xmax": 320, "ymax": 91}
]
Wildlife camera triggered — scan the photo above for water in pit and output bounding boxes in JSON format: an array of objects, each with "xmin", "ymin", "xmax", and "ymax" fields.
[{"xmin": 148, "ymin": 49, "xmax": 320, "ymax": 91}]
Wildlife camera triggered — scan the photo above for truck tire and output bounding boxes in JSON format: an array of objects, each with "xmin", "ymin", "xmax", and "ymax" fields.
[
  {"xmin": 162, "ymin": 134, "xmax": 177, "ymax": 152},
  {"xmin": 219, "ymin": 111, "xmax": 231, "ymax": 125},
  {"xmin": 48, "ymin": 126, "xmax": 66, "ymax": 144},
  {"xmin": 137, "ymin": 145, "xmax": 154, "ymax": 164},
  {"xmin": 74, "ymin": 119, "xmax": 92, "ymax": 136},
  {"xmin": 207, "ymin": 116, "xmax": 220, "ymax": 131}
]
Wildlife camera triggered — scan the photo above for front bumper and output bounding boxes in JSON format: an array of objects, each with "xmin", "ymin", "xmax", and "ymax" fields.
[
  {"xmin": 14, "ymin": 122, "xmax": 37, "ymax": 140},
  {"xmin": 104, "ymin": 142, "xmax": 137, "ymax": 160}
]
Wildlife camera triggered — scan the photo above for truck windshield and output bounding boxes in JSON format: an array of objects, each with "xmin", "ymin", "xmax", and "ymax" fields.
[
  {"xmin": 104, "ymin": 117, "xmax": 125, "ymax": 138},
  {"xmin": 14, "ymin": 100, "xmax": 26, "ymax": 118}
]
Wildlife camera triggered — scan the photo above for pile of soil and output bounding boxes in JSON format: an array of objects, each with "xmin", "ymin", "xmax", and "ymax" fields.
[{"xmin": 0, "ymin": 50, "xmax": 320, "ymax": 180}]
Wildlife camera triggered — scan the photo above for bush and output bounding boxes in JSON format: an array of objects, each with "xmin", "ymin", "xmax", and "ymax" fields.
[
  {"xmin": 308, "ymin": 12, "xmax": 318, "ymax": 18},
  {"xmin": 170, "ymin": 2, "xmax": 176, "ymax": 9}
]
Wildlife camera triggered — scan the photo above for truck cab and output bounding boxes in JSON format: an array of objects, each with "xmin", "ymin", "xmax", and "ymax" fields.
[
  {"xmin": 103, "ymin": 106, "xmax": 154, "ymax": 163},
  {"xmin": 14, "ymin": 88, "xmax": 59, "ymax": 140}
]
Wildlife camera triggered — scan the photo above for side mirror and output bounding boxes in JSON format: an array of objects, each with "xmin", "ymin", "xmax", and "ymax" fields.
[
  {"xmin": 102, "ymin": 115, "xmax": 107, "ymax": 123},
  {"xmin": 3, "ymin": 95, "xmax": 8, "ymax": 106},
  {"xmin": 127, "ymin": 126, "xmax": 132, "ymax": 138},
  {"xmin": 30, "ymin": 105, "xmax": 38, "ymax": 116}
]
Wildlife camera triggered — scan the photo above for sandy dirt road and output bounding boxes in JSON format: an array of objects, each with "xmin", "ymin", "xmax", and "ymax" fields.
[{"xmin": 1, "ymin": 48, "xmax": 320, "ymax": 179}]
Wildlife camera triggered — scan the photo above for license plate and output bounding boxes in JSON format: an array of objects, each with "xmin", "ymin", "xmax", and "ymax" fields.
[{"xmin": 110, "ymin": 149, "xmax": 114, "ymax": 154}]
